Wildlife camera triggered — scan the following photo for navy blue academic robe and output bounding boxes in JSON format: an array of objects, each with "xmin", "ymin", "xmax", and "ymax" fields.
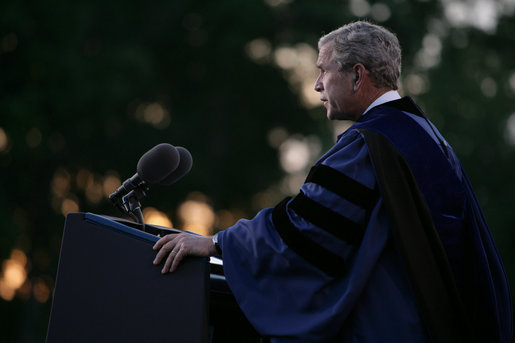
[{"xmin": 217, "ymin": 97, "xmax": 513, "ymax": 342}]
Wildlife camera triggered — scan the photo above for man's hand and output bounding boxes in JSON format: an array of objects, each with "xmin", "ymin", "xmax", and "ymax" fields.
[{"xmin": 152, "ymin": 233, "xmax": 217, "ymax": 274}]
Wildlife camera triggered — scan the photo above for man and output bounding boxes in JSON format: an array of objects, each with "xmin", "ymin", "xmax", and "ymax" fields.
[{"xmin": 153, "ymin": 21, "xmax": 513, "ymax": 342}]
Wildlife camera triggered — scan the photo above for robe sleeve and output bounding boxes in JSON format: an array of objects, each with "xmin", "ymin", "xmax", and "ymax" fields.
[{"xmin": 217, "ymin": 129, "xmax": 408, "ymax": 342}]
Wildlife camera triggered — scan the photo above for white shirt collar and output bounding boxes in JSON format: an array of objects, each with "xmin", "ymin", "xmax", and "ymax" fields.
[{"xmin": 362, "ymin": 90, "xmax": 401, "ymax": 116}]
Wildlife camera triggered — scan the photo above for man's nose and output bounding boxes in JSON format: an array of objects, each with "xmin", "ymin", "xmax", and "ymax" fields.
[{"xmin": 314, "ymin": 77, "xmax": 323, "ymax": 92}]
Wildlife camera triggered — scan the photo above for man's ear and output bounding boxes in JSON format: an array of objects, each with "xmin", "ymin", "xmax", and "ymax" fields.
[{"xmin": 352, "ymin": 64, "xmax": 367, "ymax": 91}]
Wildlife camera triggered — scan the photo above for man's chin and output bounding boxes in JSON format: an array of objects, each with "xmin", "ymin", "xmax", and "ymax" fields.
[
  {"xmin": 326, "ymin": 106, "xmax": 346, "ymax": 120},
  {"xmin": 326, "ymin": 111, "xmax": 339, "ymax": 120},
  {"xmin": 327, "ymin": 109, "xmax": 356, "ymax": 121}
]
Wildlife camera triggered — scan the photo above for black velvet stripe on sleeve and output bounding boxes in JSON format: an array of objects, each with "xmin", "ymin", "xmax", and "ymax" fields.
[
  {"xmin": 272, "ymin": 197, "xmax": 346, "ymax": 277},
  {"xmin": 289, "ymin": 191, "xmax": 364, "ymax": 245},
  {"xmin": 305, "ymin": 164, "xmax": 378, "ymax": 211}
]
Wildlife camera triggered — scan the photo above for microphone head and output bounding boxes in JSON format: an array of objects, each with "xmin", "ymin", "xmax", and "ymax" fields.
[
  {"xmin": 136, "ymin": 143, "xmax": 180, "ymax": 184},
  {"xmin": 159, "ymin": 147, "xmax": 193, "ymax": 186}
]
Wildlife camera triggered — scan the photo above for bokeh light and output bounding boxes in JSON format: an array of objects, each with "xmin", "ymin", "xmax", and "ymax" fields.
[
  {"xmin": 505, "ymin": 113, "xmax": 515, "ymax": 146},
  {"xmin": 264, "ymin": 0, "xmax": 294, "ymax": 7},
  {"xmin": 442, "ymin": 0, "xmax": 504, "ymax": 33},
  {"xmin": 370, "ymin": 3, "xmax": 391, "ymax": 22},
  {"xmin": 0, "ymin": 249, "xmax": 28, "ymax": 301},
  {"xmin": 509, "ymin": 71, "xmax": 515, "ymax": 94},
  {"xmin": 480, "ymin": 77, "xmax": 497, "ymax": 98},
  {"xmin": 349, "ymin": 0, "xmax": 371, "ymax": 17},
  {"xmin": 404, "ymin": 74, "xmax": 429, "ymax": 95},
  {"xmin": 25, "ymin": 127, "xmax": 42, "ymax": 148},
  {"xmin": 134, "ymin": 102, "xmax": 171, "ymax": 129},
  {"xmin": 279, "ymin": 135, "xmax": 321, "ymax": 174},
  {"xmin": 247, "ymin": 41, "xmax": 320, "ymax": 109},
  {"xmin": 215, "ymin": 209, "xmax": 243, "ymax": 230},
  {"xmin": 33, "ymin": 277, "xmax": 51, "ymax": 303},
  {"xmin": 279, "ymin": 137, "xmax": 312, "ymax": 173},
  {"xmin": 103, "ymin": 173, "xmax": 121, "ymax": 199},
  {"xmin": 143, "ymin": 207, "xmax": 173, "ymax": 228},
  {"xmin": 0, "ymin": 128, "xmax": 9, "ymax": 153},
  {"xmin": 84, "ymin": 173, "xmax": 104, "ymax": 205},
  {"xmin": 51, "ymin": 169, "xmax": 71, "ymax": 199},
  {"xmin": 267, "ymin": 127, "xmax": 289, "ymax": 149},
  {"xmin": 177, "ymin": 192, "xmax": 216, "ymax": 236},
  {"xmin": 245, "ymin": 38, "xmax": 272, "ymax": 63},
  {"xmin": 61, "ymin": 197, "xmax": 80, "ymax": 216}
]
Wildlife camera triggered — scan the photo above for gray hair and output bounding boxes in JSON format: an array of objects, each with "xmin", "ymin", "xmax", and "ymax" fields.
[{"xmin": 318, "ymin": 21, "xmax": 401, "ymax": 90}]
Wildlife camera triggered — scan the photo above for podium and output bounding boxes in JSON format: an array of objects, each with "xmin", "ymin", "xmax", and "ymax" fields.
[{"xmin": 46, "ymin": 213, "xmax": 209, "ymax": 343}]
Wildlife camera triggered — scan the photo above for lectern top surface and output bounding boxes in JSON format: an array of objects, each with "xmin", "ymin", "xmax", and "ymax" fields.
[{"xmin": 84, "ymin": 212, "xmax": 159, "ymax": 243}]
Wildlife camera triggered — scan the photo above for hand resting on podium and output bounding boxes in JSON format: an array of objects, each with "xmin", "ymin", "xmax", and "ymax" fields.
[{"xmin": 153, "ymin": 233, "xmax": 218, "ymax": 273}]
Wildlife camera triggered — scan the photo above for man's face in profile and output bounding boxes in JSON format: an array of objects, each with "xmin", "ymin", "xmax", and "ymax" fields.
[{"xmin": 314, "ymin": 43, "xmax": 359, "ymax": 121}]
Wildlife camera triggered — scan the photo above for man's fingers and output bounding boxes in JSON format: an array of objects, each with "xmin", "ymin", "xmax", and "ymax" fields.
[
  {"xmin": 170, "ymin": 249, "xmax": 185, "ymax": 272},
  {"xmin": 162, "ymin": 252, "xmax": 173, "ymax": 274},
  {"xmin": 153, "ymin": 233, "xmax": 212, "ymax": 273},
  {"xmin": 153, "ymin": 233, "xmax": 176, "ymax": 250},
  {"xmin": 162, "ymin": 245, "xmax": 180, "ymax": 274},
  {"xmin": 153, "ymin": 235, "xmax": 179, "ymax": 265},
  {"xmin": 155, "ymin": 243, "xmax": 176, "ymax": 266}
]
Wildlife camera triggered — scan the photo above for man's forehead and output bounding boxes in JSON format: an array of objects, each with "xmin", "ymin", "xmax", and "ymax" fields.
[{"xmin": 317, "ymin": 42, "xmax": 334, "ymax": 67}]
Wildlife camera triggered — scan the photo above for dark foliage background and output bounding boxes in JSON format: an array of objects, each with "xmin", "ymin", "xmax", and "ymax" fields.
[{"xmin": 1, "ymin": 0, "xmax": 513, "ymax": 341}]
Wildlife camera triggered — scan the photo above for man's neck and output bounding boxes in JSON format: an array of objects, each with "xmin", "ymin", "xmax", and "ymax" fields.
[{"xmin": 362, "ymin": 90, "xmax": 401, "ymax": 116}]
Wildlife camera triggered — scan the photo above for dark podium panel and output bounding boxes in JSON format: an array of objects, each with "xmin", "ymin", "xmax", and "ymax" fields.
[{"xmin": 46, "ymin": 213, "xmax": 209, "ymax": 343}]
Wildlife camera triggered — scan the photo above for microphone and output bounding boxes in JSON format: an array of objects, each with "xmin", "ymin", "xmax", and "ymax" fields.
[
  {"xmin": 109, "ymin": 143, "xmax": 180, "ymax": 202},
  {"xmin": 159, "ymin": 147, "xmax": 193, "ymax": 185}
]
